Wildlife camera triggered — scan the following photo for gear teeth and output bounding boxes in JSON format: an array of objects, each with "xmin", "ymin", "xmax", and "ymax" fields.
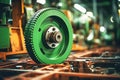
[
  {"xmin": 24, "ymin": 8, "xmax": 46, "ymax": 63},
  {"xmin": 25, "ymin": 8, "xmax": 59, "ymax": 63},
  {"xmin": 24, "ymin": 8, "xmax": 73, "ymax": 64}
]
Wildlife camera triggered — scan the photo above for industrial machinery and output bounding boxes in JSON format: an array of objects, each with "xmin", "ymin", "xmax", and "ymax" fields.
[
  {"xmin": 0, "ymin": 0, "xmax": 27, "ymax": 60},
  {"xmin": 0, "ymin": 0, "xmax": 73, "ymax": 64},
  {"xmin": 0, "ymin": 0, "xmax": 120, "ymax": 80},
  {"xmin": 24, "ymin": 8, "xmax": 73, "ymax": 64}
]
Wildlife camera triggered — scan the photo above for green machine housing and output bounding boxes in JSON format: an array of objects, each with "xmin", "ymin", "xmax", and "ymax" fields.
[
  {"xmin": 0, "ymin": 26, "xmax": 9, "ymax": 49},
  {"xmin": 0, "ymin": 0, "xmax": 11, "ymax": 49}
]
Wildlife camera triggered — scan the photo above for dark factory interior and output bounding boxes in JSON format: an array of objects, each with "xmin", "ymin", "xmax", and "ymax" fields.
[{"xmin": 0, "ymin": 0, "xmax": 120, "ymax": 80}]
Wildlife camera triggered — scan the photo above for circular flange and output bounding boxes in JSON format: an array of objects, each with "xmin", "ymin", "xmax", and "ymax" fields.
[
  {"xmin": 24, "ymin": 8, "xmax": 73, "ymax": 64},
  {"xmin": 45, "ymin": 26, "xmax": 62, "ymax": 48}
]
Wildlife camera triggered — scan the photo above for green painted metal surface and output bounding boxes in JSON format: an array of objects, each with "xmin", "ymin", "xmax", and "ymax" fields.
[
  {"xmin": 0, "ymin": 0, "xmax": 11, "ymax": 5},
  {"xmin": 0, "ymin": 26, "xmax": 10, "ymax": 49},
  {"xmin": 25, "ymin": 8, "xmax": 73, "ymax": 64}
]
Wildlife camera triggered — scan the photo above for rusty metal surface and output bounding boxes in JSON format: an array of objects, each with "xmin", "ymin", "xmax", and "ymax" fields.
[{"xmin": 0, "ymin": 47, "xmax": 120, "ymax": 80}]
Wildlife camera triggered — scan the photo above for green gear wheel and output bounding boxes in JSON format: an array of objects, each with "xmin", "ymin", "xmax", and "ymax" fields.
[{"xmin": 24, "ymin": 8, "xmax": 73, "ymax": 64}]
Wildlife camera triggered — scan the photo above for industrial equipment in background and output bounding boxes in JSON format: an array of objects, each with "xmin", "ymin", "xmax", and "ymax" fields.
[
  {"xmin": 0, "ymin": 0, "xmax": 10, "ymax": 49},
  {"xmin": 0, "ymin": 0, "xmax": 11, "ymax": 59},
  {"xmin": 0, "ymin": 0, "xmax": 27, "ymax": 60}
]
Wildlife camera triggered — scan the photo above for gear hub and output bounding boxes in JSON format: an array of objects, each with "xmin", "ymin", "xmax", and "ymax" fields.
[{"xmin": 45, "ymin": 27, "xmax": 62, "ymax": 48}]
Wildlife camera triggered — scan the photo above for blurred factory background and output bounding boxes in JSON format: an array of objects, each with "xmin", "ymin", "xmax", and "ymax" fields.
[{"xmin": 0, "ymin": 0, "xmax": 120, "ymax": 80}]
